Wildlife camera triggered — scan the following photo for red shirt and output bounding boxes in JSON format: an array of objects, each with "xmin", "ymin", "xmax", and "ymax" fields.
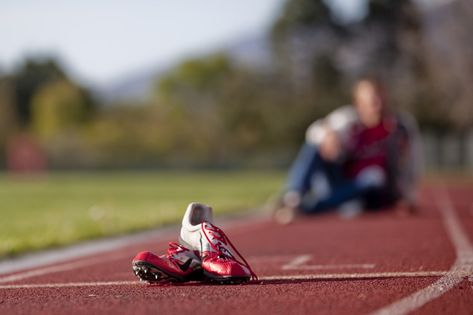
[{"xmin": 344, "ymin": 117, "xmax": 396, "ymax": 178}]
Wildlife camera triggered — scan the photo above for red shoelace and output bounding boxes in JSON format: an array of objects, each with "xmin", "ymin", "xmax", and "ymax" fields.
[
  {"xmin": 201, "ymin": 222, "xmax": 258, "ymax": 280},
  {"xmin": 168, "ymin": 242, "xmax": 186, "ymax": 254},
  {"xmin": 167, "ymin": 242, "xmax": 193, "ymax": 265}
]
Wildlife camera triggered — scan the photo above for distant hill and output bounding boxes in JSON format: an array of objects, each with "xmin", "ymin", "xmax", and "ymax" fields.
[
  {"xmin": 94, "ymin": 64, "xmax": 167, "ymax": 104},
  {"xmin": 95, "ymin": 32, "xmax": 272, "ymax": 104}
]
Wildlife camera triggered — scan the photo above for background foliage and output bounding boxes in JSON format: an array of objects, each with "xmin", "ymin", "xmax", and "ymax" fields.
[{"xmin": 0, "ymin": 0, "xmax": 471, "ymax": 169}]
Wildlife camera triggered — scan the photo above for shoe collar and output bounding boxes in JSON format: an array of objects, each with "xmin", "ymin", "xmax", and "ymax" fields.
[{"xmin": 182, "ymin": 202, "xmax": 214, "ymax": 231}]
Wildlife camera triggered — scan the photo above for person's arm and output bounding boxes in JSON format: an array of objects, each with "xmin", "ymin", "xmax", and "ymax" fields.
[
  {"xmin": 395, "ymin": 112, "xmax": 423, "ymax": 207},
  {"xmin": 305, "ymin": 106, "xmax": 358, "ymax": 161}
]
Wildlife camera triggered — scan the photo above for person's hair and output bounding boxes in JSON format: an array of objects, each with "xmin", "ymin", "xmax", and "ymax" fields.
[
  {"xmin": 352, "ymin": 75, "xmax": 387, "ymax": 104},
  {"xmin": 352, "ymin": 75, "xmax": 384, "ymax": 94}
]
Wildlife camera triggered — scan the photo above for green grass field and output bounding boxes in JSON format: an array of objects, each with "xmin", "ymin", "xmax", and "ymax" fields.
[{"xmin": 0, "ymin": 170, "xmax": 283, "ymax": 258}]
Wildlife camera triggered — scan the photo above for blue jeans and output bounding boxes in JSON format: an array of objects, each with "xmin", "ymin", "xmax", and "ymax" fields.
[{"xmin": 285, "ymin": 142, "xmax": 395, "ymax": 214}]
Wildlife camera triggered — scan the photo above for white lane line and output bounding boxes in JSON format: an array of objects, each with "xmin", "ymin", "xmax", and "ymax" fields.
[
  {"xmin": 282, "ymin": 254, "xmax": 311, "ymax": 270},
  {"xmin": 281, "ymin": 254, "xmax": 375, "ymax": 270},
  {"xmin": 0, "ymin": 226, "xmax": 270, "ymax": 284},
  {"xmin": 0, "ymin": 271, "xmax": 450, "ymax": 289},
  {"xmin": 0, "ymin": 281, "xmax": 138, "ymax": 289},
  {"xmin": 370, "ymin": 186, "xmax": 473, "ymax": 315},
  {"xmin": 260, "ymin": 271, "xmax": 448, "ymax": 281},
  {"xmin": 0, "ymin": 226, "xmax": 177, "ymax": 276},
  {"xmin": 0, "ymin": 251, "xmax": 371, "ymax": 284},
  {"xmin": 0, "ymin": 252, "xmax": 128, "ymax": 284},
  {"xmin": 286, "ymin": 263, "xmax": 376, "ymax": 270},
  {"xmin": 248, "ymin": 254, "xmax": 303, "ymax": 262}
]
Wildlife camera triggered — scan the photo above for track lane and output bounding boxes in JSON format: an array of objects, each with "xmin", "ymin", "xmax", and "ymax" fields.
[{"xmin": 0, "ymin": 184, "xmax": 472, "ymax": 315}]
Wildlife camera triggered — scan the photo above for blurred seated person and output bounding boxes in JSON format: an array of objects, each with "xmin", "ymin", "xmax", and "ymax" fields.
[{"xmin": 273, "ymin": 77, "xmax": 421, "ymax": 224}]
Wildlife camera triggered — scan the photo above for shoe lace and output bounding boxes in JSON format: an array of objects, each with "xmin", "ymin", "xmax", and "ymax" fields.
[
  {"xmin": 167, "ymin": 242, "xmax": 188, "ymax": 264},
  {"xmin": 201, "ymin": 222, "xmax": 258, "ymax": 280},
  {"xmin": 167, "ymin": 242, "xmax": 184, "ymax": 253}
]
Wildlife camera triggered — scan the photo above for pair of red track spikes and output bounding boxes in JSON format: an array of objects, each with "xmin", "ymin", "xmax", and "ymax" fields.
[{"xmin": 132, "ymin": 203, "xmax": 257, "ymax": 284}]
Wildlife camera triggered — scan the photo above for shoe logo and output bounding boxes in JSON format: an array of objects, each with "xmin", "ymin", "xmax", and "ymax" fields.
[{"xmin": 176, "ymin": 258, "xmax": 193, "ymax": 272}]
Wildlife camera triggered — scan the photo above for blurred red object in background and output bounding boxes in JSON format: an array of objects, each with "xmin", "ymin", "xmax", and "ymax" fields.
[{"xmin": 6, "ymin": 134, "xmax": 47, "ymax": 174}]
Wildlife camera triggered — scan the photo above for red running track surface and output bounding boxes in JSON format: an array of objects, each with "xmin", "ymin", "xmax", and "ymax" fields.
[{"xmin": 0, "ymin": 183, "xmax": 472, "ymax": 315}]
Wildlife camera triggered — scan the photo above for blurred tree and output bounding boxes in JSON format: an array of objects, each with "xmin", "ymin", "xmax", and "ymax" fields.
[
  {"xmin": 271, "ymin": 0, "xmax": 343, "ymax": 88},
  {"xmin": 31, "ymin": 80, "xmax": 94, "ymax": 139},
  {"xmin": 270, "ymin": 0, "xmax": 348, "ymax": 131},
  {"xmin": 155, "ymin": 54, "xmax": 232, "ymax": 161},
  {"xmin": 362, "ymin": 0, "xmax": 417, "ymax": 71},
  {"xmin": 154, "ymin": 51, "xmax": 331, "ymax": 164},
  {"xmin": 0, "ymin": 78, "xmax": 18, "ymax": 150},
  {"xmin": 416, "ymin": 0, "xmax": 473, "ymax": 130},
  {"xmin": 358, "ymin": 0, "xmax": 464, "ymax": 130},
  {"xmin": 157, "ymin": 54, "xmax": 231, "ymax": 107},
  {"xmin": 272, "ymin": 0, "xmax": 336, "ymax": 37},
  {"xmin": 85, "ymin": 105, "xmax": 159, "ymax": 166},
  {"xmin": 12, "ymin": 58, "xmax": 68, "ymax": 126}
]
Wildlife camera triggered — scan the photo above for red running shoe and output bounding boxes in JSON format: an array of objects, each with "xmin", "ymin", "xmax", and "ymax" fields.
[
  {"xmin": 179, "ymin": 203, "xmax": 257, "ymax": 283},
  {"xmin": 132, "ymin": 242, "xmax": 202, "ymax": 283},
  {"xmin": 199, "ymin": 221, "xmax": 257, "ymax": 283}
]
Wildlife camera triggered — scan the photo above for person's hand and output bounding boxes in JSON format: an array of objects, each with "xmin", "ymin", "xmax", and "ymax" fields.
[{"xmin": 319, "ymin": 128, "xmax": 341, "ymax": 161}]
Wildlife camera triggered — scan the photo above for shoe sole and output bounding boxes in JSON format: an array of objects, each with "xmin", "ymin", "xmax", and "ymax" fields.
[
  {"xmin": 132, "ymin": 261, "xmax": 187, "ymax": 283},
  {"xmin": 203, "ymin": 270, "xmax": 251, "ymax": 284}
]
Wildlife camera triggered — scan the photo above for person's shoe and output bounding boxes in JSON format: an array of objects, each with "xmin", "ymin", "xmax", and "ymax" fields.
[
  {"xmin": 179, "ymin": 202, "xmax": 257, "ymax": 283},
  {"xmin": 282, "ymin": 191, "xmax": 302, "ymax": 208},
  {"xmin": 270, "ymin": 191, "xmax": 302, "ymax": 225},
  {"xmin": 272, "ymin": 205, "xmax": 298, "ymax": 225},
  {"xmin": 337, "ymin": 200, "xmax": 363, "ymax": 220},
  {"xmin": 132, "ymin": 242, "xmax": 202, "ymax": 283}
]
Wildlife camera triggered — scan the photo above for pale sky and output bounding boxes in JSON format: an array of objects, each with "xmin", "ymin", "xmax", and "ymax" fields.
[{"xmin": 0, "ymin": 0, "xmax": 368, "ymax": 85}]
